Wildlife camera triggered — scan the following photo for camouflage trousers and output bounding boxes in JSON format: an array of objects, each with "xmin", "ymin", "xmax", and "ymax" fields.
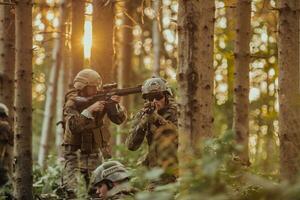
[{"xmin": 62, "ymin": 147, "xmax": 103, "ymax": 198}]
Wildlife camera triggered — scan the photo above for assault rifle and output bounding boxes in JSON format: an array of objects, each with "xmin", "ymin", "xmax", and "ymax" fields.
[
  {"xmin": 74, "ymin": 83, "xmax": 142, "ymax": 108},
  {"xmin": 142, "ymin": 102, "xmax": 156, "ymax": 115}
]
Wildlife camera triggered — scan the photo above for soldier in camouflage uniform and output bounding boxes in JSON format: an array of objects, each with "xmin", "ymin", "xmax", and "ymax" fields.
[
  {"xmin": 90, "ymin": 160, "xmax": 136, "ymax": 199},
  {"xmin": 126, "ymin": 77, "xmax": 178, "ymax": 185},
  {"xmin": 62, "ymin": 69, "xmax": 126, "ymax": 198},
  {"xmin": 0, "ymin": 103, "xmax": 13, "ymax": 187}
]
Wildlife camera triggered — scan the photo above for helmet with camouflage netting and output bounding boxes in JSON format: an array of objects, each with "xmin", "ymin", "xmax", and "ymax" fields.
[
  {"xmin": 141, "ymin": 77, "xmax": 172, "ymax": 98},
  {"xmin": 91, "ymin": 160, "xmax": 130, "ymax": 187},
  {"xmin": 0, "ymin": 103, "xmax": 9, "ymax": 117},
  {"xmin": 73, "ymin": 69, "xmax": 102, "ymax": 90}
]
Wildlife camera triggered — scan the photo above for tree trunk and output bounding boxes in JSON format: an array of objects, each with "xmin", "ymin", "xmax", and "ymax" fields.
[
  {"xmin": 278, "ymin": 0, "xmax": 300, "ymax": 181},
  {"xmin": 91, "ymin": 0, "xmax": 115, "ymax": 155},
  {"xmin": 14, "ymin": 0, "xmax": 33, "ymax": 198},
  {"xmin": 70, "ymin": 0, "xmax": 84, "ymax": 82},
  {"xmin": 177, "ymin": 0, "xmax": 215, "ymax": 163},
  {"xmin": 56, "ymin": 48, "xmax": 70, "ymax": 160},
  {"xmin": 224, "ymin": 0, "xmax": 236, "ymax": 129},
  {"xmin": 0, "ymin": 0, "xmax": 15, "ymax": 178},
  {"xmin": 152, "ymin": 0, "xmax": 161, "ymax": 76},
  {"xmin": 38, "ymin": 0, "xmax": 67, "ymax": 168},
  {"xmin": 56, "ymin": 0, "xmax": 70, "ymax": 158},
  {"xmin": 233, "ymin": 0, "xmax": 251, "ymax": 165},
  {"xmin": 91, "ymin": 0, "xmax": 114, "ymax": 83},
  {"xmin": 114, "ymin": 0, "xmax": 133, "ymax": 151},
  {"xmin": 56, "ymin": 61, "xmax": 68, "ymax": 158}
]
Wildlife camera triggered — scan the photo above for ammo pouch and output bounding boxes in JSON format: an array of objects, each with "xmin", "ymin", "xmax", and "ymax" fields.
[
  {"xmin": 81, "ymin": 132, "xmax": 93, "ymax": 154},
  {"xmin": 81, "ymin": 117, "xmax": 104, "ymax": 154},
  {"xmin": 93, "ymin": 125, "xmax": 111, "ymax": 158}
]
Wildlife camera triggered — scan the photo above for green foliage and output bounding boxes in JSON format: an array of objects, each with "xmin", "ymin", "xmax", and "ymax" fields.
[
  {"xmin": 32, "ymin": 161, "xmax": 91, "ymax": 199},
  {"xmin": 33, "ymin": 163, "xmax": 62, "ymax": 199},
  {"xmin": 0, "ymin": 182, "xmax": 13, "ymax": 200},
  {"xmin": 131, "ymin": 167, "xmax": 178, "ymax": 200},
  {"xmin": 177, "ymin": 131, "xmax": 241, "ymax": 200},
  {"xmin": 126, "ymin": 131, "xmax": 300, "ymax": 200},
  {"xmin": 182, "ymin": 132, "xmax": 300, "ymax": 200},
  {"xmin": 75, "ymin": 174, "xmax": 89, "ymax": 200}
]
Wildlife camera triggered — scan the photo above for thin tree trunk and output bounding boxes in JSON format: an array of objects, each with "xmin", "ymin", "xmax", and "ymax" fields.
[
  {"xmin": 152, "ymin": 0, "xmax": 161, "ymax": 76},
  {"xmin": 224, "ymin": 0, "xmax": 236, "ymax": 98},
  {"xmin": 14, "ymin": 0, "xmax": 33, "ymax": 198},
  {"xmin": 56, "ymin": 0, "xmax": 70, "ymax": 158},
  {"xmin": 224, "ymin": 0, "xmax": 236, "ymax": 129},
  {"xmin": 91, "ymin": 0, "xmax": 114, "ymax": 83},
  {"xmin": 0, "ymin": 0, "xmax": 15, "ymax": 178},
  {"xmin": 278, "ymin": 0, "xmax": 300, "ymax": 181},
  {"xmin": 264, "ymin": 123, "xmax": 274, "ymax": 172},
  {"xmin": 70, "ymin": 0, "xmax": 84, "ymax": 81},
  {"xmin": 56, "ymin": 61, "xmax": 67, "ymax": 158},
  {"xmin": 38, "ymin": 0, "xmax": 67, "ymax": 168},
  {"xmin": 177, "ymin": 0, "xmax": 215, "ymax": 166},
  {"xmin": 233, "ymin": 0, "xmax": 251, "ymax": 165},
  {"xmin": 114, "ymin": 0, "xmax": 133, "ymax": 152}
]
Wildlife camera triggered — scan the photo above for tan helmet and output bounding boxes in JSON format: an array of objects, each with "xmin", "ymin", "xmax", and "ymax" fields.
[
  {"xmin": 73, "ymin": 69, "xmax": 102, "ymax": 90},
  {"xmin": 91, "ymin": 160, "xmax": 130, "ymax": 187},
  {"xmin": 141, "ymin": 77, "xmax": 172, "ymax": 98},
  {"xmin": 0, "ymin": 103, "xmax": 9, "ymax": 117}
]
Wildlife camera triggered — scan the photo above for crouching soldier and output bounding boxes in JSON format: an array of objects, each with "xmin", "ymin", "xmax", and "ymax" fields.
[
  {"xmin": 0, "ymin": 103, "xmax": 13, "ymax": 187},
  {"xmin": 126, "ymin": 77, "xmax": 178, "ymax": 185},
  {"xmin": 62, "ymin": 69, "xmax": 126, "ymax": 198},
  {"xmin": 90, "ymin": 160, "xmax": 136, "ymax": 200}
]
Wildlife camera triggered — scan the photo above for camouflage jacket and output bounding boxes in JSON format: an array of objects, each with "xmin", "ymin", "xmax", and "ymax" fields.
[
  {"xmin": 63, "ymin": 89, "xmax": 126, "ymax": 155},
  {"xmin": 0, "ymin": 120, "xmax": 13, "ymax": 160},
  {"xmin": 126, "ymin": 99, "xmax": 178, "ymax": 178}
]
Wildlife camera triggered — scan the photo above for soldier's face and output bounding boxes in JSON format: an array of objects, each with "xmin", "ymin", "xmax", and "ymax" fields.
[
  {"xmin": 84, "ymin": 86, "xmax": 98, "ymax": 97},
  {"xmin": 153, "ymin": 94, "xmax": 166, "ymax": 111},
  {"xmin": 96, "ymin": 183, "xmax": 109, "ymax": 198},
  {"xmin": 144, "ymin": 92, "xmax": 166, "ymax": 111}
]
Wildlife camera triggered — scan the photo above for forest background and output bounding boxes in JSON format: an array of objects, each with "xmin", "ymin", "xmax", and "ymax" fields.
[{"xmin": 1, "ymin": 0, "xmax": 300, "ymax": 199}]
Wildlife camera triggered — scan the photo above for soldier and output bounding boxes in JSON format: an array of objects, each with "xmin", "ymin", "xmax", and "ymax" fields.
[
  {"xmin": 90, "ymin": 160, "xmax": 136, "ymax": 199},
  {"xmin": 62, "ymin": 69, "xmax": 126, "ymax": 198},
  {"xmin": 0, "ymin": 103, "xmax": 13, "ymax": 187},
  {"xmin": 126, "ymin": 77, "xmax": 178, "ymax": 185}
]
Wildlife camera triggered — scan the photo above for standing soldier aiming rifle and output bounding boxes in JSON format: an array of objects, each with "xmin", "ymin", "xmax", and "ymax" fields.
[
  {"xmin": 126, "ymin": 77, "xmax": 178, "ymax": 186},
  {"xmin": 62, "ymin": 69, "xmax": 126, "ymax": 198}
]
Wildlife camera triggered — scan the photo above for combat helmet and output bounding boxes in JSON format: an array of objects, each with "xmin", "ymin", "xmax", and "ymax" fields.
[
  {"xmin": 73, "ymin": 69, "xmax": 102, "ymax": 90},
  {"xmin": 91, "ymin": 161, "xmax": 130, "ymax": 187},
  {"xmin": 141, "ymin": 77, "xmax": 172, "ymax": 98},
  {"xmin": 0, "ymin": 103, "xmax": 9, "ymax": 117}
]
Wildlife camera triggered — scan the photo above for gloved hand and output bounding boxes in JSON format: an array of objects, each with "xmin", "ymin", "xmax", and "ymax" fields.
[{"xmin": 142, "ymin": 102, "xmax": 156, "ymax": 115}]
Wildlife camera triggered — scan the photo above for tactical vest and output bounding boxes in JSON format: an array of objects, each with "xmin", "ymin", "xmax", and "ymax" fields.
[{"xmin": 63, "ymin": 90, "xmax": 111, "ymax": 155}]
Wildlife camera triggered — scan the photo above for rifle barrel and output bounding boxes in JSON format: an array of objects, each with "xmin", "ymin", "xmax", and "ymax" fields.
[
  {"xmin": 115, "ymin": 85, "xmax": 142, "ymax": 96},
  {"xmin": 74, "ymin": 85, "xmax": 143, "ymax": 108}
]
